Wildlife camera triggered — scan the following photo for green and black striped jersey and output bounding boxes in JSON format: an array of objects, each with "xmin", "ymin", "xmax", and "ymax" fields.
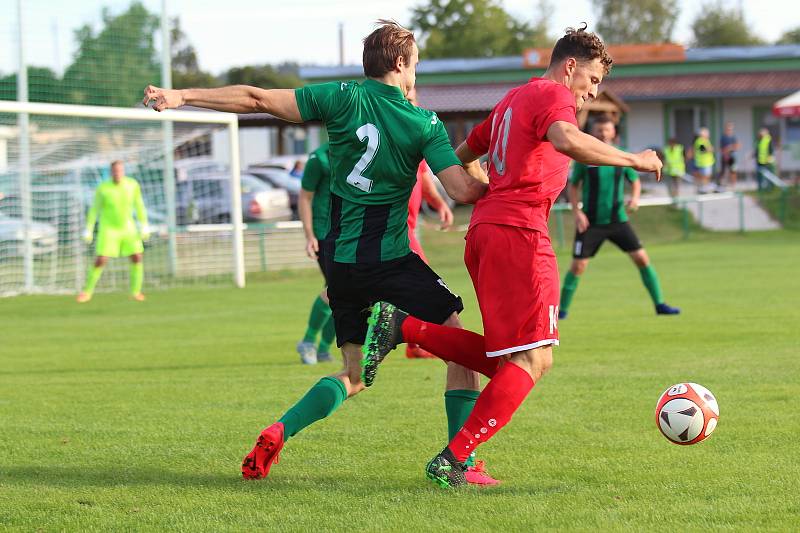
[
  {"xmin": 295, "ymin": 79, "xmax": 460, "ymax": 263},
  {"xmin": 570, "ymin": 163, "xmax": 638, "ymax": 225}
]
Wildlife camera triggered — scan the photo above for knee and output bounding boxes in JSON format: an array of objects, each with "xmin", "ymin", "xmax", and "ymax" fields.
[
  {"xmin": 446, "ymin": 362, "xmax": 480, "ymax": 390},
  {"xmin": 320, "ymin": 289, "xmax": 329, "ymax": 305},
  {"xmin": 95, "ymin": 256, "xmax": 108, "ymax": 267},
  {"xmin": 511, "ymin": 347, "xmax": 553, "ymax": 381},
  {"xmin": 570, "ymin": 260, "xmax": 587, "ymax": 276},
  {"xmin": 632, "ymin": 250, "xmax": 649, "ymax": 268}
]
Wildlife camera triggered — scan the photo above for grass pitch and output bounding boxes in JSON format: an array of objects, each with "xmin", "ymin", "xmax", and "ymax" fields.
[{"xmin": 1, "ymin": 207, "xmax": 798, "ymax": 531}]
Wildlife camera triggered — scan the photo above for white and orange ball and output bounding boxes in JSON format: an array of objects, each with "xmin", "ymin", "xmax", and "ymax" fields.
[{"xmin": 655, "ymin": 383, "xmax": 719, "ymax": 445}]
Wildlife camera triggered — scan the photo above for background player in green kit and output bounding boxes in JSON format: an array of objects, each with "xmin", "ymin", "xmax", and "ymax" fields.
[
  {"xmin": 143, "ymin": 20, "xmax": 496, "ymax": 484},
  {"xmin": 296, "ymin": 143, "xmax": 336, "ymax": 365},
  {"xmin": 77, "ymin": 160, "xmax": 149, "ymax": 303},
  {"xmin": 559, "ymin": 115, "xmax": 679, "ymax": 318}
]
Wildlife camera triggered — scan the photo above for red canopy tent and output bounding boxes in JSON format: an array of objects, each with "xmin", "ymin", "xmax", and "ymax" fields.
[{"xmin": 773, "ymin": 89, "xmax": 800, "ymax": 117}]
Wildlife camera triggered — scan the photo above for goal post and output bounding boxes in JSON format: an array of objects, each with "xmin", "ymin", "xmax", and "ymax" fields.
[{"xmin": 0, "ymin": 100, "xmax": 245, "ymax": 296}]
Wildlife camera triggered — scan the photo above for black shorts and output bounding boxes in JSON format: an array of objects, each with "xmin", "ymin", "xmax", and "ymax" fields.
[
  {"xmin": 721, "ymin": 155, "xmax": 737, "ymax": 172},
  {"xmin": 324, "ymin": 252, "xmax": 464, "ymax": 347},
  {"xmin": 573, "ymin": 222, "xmax": 642, "ymax": 258},
  {"xmin": 316, "ymin": 253, "xmax": 329, "ymax": 286}
]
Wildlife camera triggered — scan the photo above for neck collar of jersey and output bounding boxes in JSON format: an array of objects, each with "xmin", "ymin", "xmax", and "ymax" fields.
[{"xmin": 363, "ymin": 79, "xmax": 405, "ymax": 101}]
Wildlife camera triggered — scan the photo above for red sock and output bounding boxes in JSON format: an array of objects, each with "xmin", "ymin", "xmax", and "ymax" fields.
[
  {"xmin": 401, "ymin": 316, "xmax": 500, "ymax": 378},
  {"xmin": 447, "ymin": 361, "xmax": 534, "ymax": 463}
]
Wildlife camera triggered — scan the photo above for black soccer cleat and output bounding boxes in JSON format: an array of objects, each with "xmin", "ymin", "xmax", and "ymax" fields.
[
  {"xmin": 425, "ymin": 447, "xmax": 467, "ymax": 489},
  {"xmin": 656, "ymin": 302, "xmax": 681, "ymax": 315},
  {"xmin": 361, "ymin": 301, "xmax": 408, "ymax": 387}
]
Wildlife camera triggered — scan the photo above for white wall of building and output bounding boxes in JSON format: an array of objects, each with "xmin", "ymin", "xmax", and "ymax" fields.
[
  {"xmin": 625, "ymin": 102, "xmax": 664, "ymax": 152},
  {"xmin": 625, "ymin": 97, "xmax": 798, "ymax": 174}
]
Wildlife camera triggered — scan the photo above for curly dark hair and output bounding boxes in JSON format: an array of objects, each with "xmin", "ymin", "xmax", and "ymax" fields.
[{"xmin": 550, "ymin": 23, "xmax": 613, "ymax": 74}]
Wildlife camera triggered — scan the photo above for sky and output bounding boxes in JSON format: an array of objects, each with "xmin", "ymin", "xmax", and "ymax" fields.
[{"xmin": 1, "ymin": 0, "xmax": 798, "ymax": 76}]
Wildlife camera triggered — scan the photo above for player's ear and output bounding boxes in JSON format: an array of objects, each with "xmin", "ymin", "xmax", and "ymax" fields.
[{"xmin": 395, "ymin": 54, "xmax": 404, "ymax": 72}]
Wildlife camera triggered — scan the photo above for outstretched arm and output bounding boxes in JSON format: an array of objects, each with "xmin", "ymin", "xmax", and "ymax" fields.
[
  {"xmin": 142, "ymin": 85, "xmax": 303, "ymax": 123},
  {"xmin": 547, "ymin": 121, "xmax": 662, "ymax": 180}
]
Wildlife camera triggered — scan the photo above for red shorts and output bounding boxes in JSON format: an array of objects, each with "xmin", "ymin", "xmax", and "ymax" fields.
[{"xmin": 465, "ymin": 223, "xmax": 560, "ymax": 356}]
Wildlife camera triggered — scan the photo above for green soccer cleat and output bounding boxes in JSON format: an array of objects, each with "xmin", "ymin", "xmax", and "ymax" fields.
[
  {"xmin": 425, "ymin": 447, "xmax": 467, "ymax": 489},
  {"xmin": 361, "ymin": 301, "xmax": 408, "ymax": 387}
]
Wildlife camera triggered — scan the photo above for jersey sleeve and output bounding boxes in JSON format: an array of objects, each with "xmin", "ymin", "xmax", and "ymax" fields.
[
  {"xmin": 421, "ymin": 114, "xmax": 461, "ymax": 174},
  {"xmin": 85, "ymin": 186, "xmax": 101, "ymax": 231},
  {"xmin": 533, "ymin": 86, "xmax": 577, "ymax": 140},
  {"xmin": 624, "ymin": 167, "xmax": 639, "ymax": 183},
  {"xmin": 301, "ymin": 153, "xmax": 325, "ymax": 192},
  {"xmin": 133, "ymin": 181, "xmax": 148, "ymax": 226},
  {"xmin": 294, "ymin": 82, "xmax": 345, "ymax": 122},
  {"xmin": 569, "ymin": 162, "xmax": 587, "ymax": 185},
  {"xmin": 465, "ymin": 114, "xmax": 493, "ymax": 156}
]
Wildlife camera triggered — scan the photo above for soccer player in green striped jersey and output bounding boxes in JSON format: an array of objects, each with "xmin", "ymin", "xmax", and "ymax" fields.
[
  {"xmin": 77, "ymin": 160, "xmax": 150, "ymax": 303},
  {"xmin": 144, "ymin": 20, "xmax": 496, "ymax": 484},
  {"xmin": 559, "ymin": 115, "xmax": 680, "ymax": 318}
]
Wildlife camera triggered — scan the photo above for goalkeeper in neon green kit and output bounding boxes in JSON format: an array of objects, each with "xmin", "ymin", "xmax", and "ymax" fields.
[{"xmin": 77, "ymin": 160, "xmax": 150, "ymax": 303}]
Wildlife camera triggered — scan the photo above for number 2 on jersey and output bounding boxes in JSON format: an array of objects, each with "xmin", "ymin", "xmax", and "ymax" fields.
[{"xmin": 346, "ymin": 123, "xmax": 381, "ymax": 192}]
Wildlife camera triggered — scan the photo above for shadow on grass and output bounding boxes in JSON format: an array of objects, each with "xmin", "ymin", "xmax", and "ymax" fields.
[
  {"xmin": 0, "ymin": 361, "xmax": 294, "ymax": 377},
  {"xmin": 0, "ymin": 464, "xmax": 568, "ymax": 497}
]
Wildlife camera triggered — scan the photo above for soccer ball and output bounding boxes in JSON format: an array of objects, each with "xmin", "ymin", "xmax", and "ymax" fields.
[{"xmin": 655, "ymin": 383, "xmax": 719, "ymax": 445}]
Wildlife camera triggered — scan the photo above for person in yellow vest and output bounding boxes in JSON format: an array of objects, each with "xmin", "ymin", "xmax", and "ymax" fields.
[
  {"xmin": 691, "ymin": 127, "xmax": 715, "ymax": 194},
  {"xmin": 755, "ymin": 127, "xmax": 776, "ymax": 191},
  {"xmin": 663, "ymin": 137, "xmax": 686, "ymax": 198}
]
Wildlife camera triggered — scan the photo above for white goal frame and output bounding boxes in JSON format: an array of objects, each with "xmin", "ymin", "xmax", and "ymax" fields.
[{"xmin": 0, "ymin": 100, "xmax": 246, "ymax": 291}]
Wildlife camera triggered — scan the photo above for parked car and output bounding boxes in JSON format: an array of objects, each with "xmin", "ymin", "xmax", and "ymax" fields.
[
  {"xmin": 0, "ymin": 212, "xmax": 58, "ymax": 256},
  {"xmin": 247, "ymin": 167, "xmax": 301, "ymax": 211},
  {"xmin": 175, "ymin": 173, "xmax": 291, "ymax": 225}
]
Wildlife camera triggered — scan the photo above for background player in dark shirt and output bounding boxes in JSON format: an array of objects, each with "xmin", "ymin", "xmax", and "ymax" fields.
[{"xmin": 559, "ymin": 115, "xmax": 680, "ymax": 318}]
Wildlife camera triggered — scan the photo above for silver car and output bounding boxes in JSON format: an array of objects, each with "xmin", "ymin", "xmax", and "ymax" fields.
[
  {"xmin": 0, "ymin": 213, "xmax": 58, "ymax": 256},
  {"xmin": 176, "ymin": 173, "xmax": 292, "ymax": 224}
]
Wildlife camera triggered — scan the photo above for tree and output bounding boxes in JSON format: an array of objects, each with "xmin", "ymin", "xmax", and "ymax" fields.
[
  {"xmin": 595, "ymin": 0, "xmax": 679, "ymax": 44},
  {"xmin": 691, "ymin": 2, "xmax": 765, "ymax": 47},
  {"xmin": 776, "ymin": 27, "xmax": 800, "ymax": 44},
  {"xmin": 224, "ymin": 63, "xmax": 302, "ymax": 89},
  {"xmin": 0, "ymin": 67, "xmax": 63, "ymax": 103},
  {"xmin": 409, "ymin": 0, "xmax": 553, "ymax": 59},
  {"xmin": 170, "ymin": 17, "xmax": 218, "ymax": 89},
  {"xmin": 62, "ymin": 2, "xmax": 160, "ymax": 107}
]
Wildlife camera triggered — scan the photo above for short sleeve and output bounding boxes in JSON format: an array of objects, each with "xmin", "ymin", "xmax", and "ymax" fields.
[
  {"xmin": 465, "ymin": 114, "xmax": 493, "ymax": 156},
  {"xmin": 301, "ymin": 153, "xmax": 325, "ymax": 192},
  {"xmin": 624, "ymin": 167, "xmax": 639, "ymax": 183},
  {"xmin": 533, "ymin": 86, "xmax": 577, "ymax": 140},
  {"xmin": 569, "ymin": 162, "xmax": 587, "ymax": 184},
  {"xmin": 294, "ymin": 82, "xmax": 343, "ymax": 122},
  {"xmin": 422, "ymin": 115, "xmax": 461, "ymax": 174}
]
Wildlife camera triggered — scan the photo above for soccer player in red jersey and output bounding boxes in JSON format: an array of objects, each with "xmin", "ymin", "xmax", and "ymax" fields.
[{"xmin": 362, "ymin": 25, "xmax": 663, "ymax": 487}]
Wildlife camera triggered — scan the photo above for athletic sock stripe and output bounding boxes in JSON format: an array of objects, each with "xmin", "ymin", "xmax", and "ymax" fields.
[{"xmin": 355, "ymin": 203, "xmax": 391, "ymax": 263}]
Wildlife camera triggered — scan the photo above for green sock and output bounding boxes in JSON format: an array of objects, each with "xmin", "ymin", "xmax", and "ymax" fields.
[
  {"xmin": 560, "ymin": 271, "xmax": 580, "ymax": 313},
  {"xmin": 83, "ymin": 266, "xmax": 104, "ymax": 295},
  {"xmin": 278, "ymin": 376, "xmax": 347, "ymax": 439},
  {"xmin": 303, "ymin": 296, "xmax": 332, "ymax": 343},
  {"xmin": 445, "ymin": 389, "xmax": 480, "ymax": 467},
  {"xmin": 318, "ymin": 315, "xmax": 336, "ymax": 353},
  {"xmin": 130, "ymin": 262, "xmax": 143, "ymax": 295},
  {"xmin": 639, "ymin": 264, "xmax": 664, "ymax": 305}
]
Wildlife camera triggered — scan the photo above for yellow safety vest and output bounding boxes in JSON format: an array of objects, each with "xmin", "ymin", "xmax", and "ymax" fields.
[
  {"xmin": 693, "ymin": 137, "xmax": 715, "ymax": 168},
  {"xmin": 664, "ymin": 144, "xmax": 685, "ymax": 176},
  {"xmin": 757, "ymin": 134, "xmax": 774, "ymax": 165}
]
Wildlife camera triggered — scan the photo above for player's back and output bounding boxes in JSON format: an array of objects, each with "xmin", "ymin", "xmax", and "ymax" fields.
[
  {"xmin": 295, "ymin": 80, "xmax": 458, "ymax": 263},
  {"xmin": 466, "ymin": 78, "xmax": 577, "ymax": 233}
]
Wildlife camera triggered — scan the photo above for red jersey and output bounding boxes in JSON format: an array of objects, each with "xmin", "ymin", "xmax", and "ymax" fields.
[
  {"xmin": 406, "ymin": 161, "xmax": 430, "ymax": 231},
  {"xmin": 466, "ymin": 78, "xmax": 577, "ymax": 233}
]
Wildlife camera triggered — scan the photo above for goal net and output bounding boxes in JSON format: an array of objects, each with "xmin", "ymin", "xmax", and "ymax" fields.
[{"xmin": 0, "ymin": 100, "xmax": 248, "ymax": 296}]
